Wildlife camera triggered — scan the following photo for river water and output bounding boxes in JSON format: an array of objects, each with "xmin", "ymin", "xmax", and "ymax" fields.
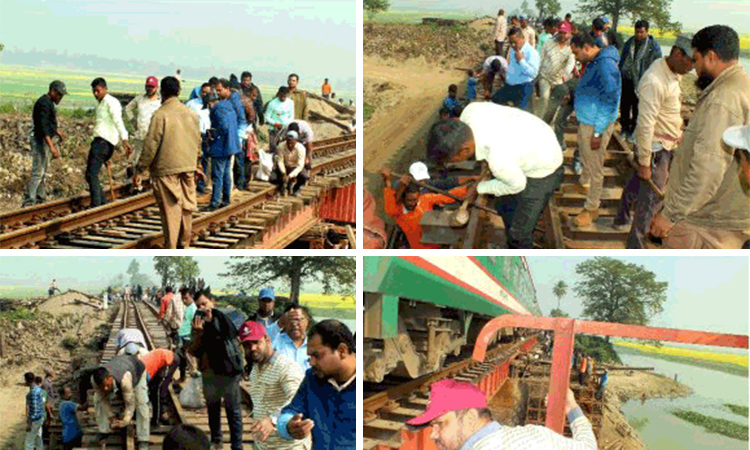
[{"xmin": 618, "ymin": 351, "xmax": 748, "ymax": 450}]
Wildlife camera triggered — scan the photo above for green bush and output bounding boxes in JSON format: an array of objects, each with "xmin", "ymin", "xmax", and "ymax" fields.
[
  {"xmin": 724, "ymin": 403, "xmax": 749, "ymax": 418},
  {"xmin": 1, "ymin": 308, "xmax": 37, "ymax": 322},
  {"xmin": 575, "ymin": 335, "xmax": 622, "ymax": 364},
  {"xmin": 673, "ymin": 409, "xmax": 748, "ymax": 441},
  {"xmin": 61, "ymin": 336, "xmax": 78, "ymax": 350}
]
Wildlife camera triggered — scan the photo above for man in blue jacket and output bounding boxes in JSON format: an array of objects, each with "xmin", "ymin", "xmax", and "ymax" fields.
[
  {"xmin": 277, "ymin": 320, "xmax": 355, "ymax": 450},
  {"xmin": 568, "ymin": 32, "xmax": 621, "ymax": 228},
  {"xmin": 207, "ymin": 81, "xmax": 240, "ymax": 210}
]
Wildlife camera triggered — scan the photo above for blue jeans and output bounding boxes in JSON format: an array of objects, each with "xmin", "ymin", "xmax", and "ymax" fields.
[
  {"xmin": 202, "ymin": 371, "xmax": 243, "ymax": 450},
  {"xmin": 23, "ymin": 135, "xmax": 51, "ymax": 206},
  {"xmin": 492, "ymin": 81, "xmax": 534, "ymax": 111},
  {"xmin": 210, "ymin": 157, "xmax": 232, "ymax": 207}
]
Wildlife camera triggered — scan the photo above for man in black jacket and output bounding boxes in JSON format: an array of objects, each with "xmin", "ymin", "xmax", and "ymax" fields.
[{"xmin": 188, "ymin": 289, "xmax": 244, "ymax": 450}]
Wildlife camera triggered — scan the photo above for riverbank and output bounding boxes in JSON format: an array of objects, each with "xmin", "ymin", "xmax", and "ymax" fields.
[
  {"xmin": 615, "ymin": 342, "xmax": 748, "ymax": 377},
  {"xmin": 598, "ymin": 370, "xmax": 693, "ymax": 450}
]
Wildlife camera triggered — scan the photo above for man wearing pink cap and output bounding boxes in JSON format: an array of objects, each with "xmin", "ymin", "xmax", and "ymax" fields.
[
  {"xmin": 408, "ymin": 379, "xmax": 596, "ymax": 450},
  {"xmin": 125, "ymin": 76, "xmax": 162, "ymax": 170},
  {"xmin": 238, "ymin": 321, "xmax": 309, "ymax": 450}
]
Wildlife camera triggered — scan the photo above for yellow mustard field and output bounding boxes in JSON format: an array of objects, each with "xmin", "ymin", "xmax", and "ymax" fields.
[{"xmin": 615, "ymin": 342, "xmax": 748, "ymax": 367}]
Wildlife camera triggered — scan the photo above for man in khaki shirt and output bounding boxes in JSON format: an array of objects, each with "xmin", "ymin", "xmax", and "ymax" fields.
[
  {"xmin": 651, "ymin": 25, "xmax": 750, "ymax": 248},
  {"xmin": 613, "ymin": 35, "xmax": 695, "ymax": 248},
  {"xmin": 288, "ymin": 73, "xmax": 309, "ymax": 120},
  {"xmin": 135, "ymin": 76, "xmax": 203, "ymax": 249}
]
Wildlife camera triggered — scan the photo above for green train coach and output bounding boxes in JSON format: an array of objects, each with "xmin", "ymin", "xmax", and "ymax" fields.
[{"xmin": 364, "ymin": 256, "xmax": 541, "ymax": 382}]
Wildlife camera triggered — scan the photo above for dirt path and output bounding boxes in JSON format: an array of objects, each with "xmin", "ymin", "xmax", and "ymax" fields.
[{"xmin": 363, "ymin": 55, "xmax": 466, "ymax": 220}]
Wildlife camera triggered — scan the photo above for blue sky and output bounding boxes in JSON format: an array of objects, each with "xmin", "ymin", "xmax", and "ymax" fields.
[
  {"xmin": 390, "ymin": 0, "xmax": 750, "ymax": 34},
  {"xmin": 527, "ymin": 256, "xmax": 749, "ymax": 336},
  {"xmin": 0, "ymin": 0, "xmax": 355, "ymax": 89}
]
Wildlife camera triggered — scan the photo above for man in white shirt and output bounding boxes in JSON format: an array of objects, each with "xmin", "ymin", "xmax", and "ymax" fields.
[
  {"xmin": 124, "ymin": 76, "xmax": 161, "ymax": 169},
  {"xmin": 186, "ymin": 83, "xmax": 213, "ymax": 194},
  {"xmin": 87, "ymin": 77, "xmax": 132, "ymax": 206},
  {"xmin": 427, "ymin": 103, "xmax": 563, "ymax": 248},
  {"xmin": 272, "ymin": 131, "xmax": 308, "ymax": 196},
  {"xmin": 493, "ymin": 9, "xmax": 508, "ymax": 56}
]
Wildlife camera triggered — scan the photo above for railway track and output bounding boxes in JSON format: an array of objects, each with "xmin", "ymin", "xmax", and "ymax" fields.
[
  {"xmin": 363, "ymin": 337, "xmax": 538, "ymax": 450},
  {"xmin": 64, "ymin": 299, "xmax": 258, "ymax": 449},
  {"xmin": 1, "ymin": 134, "xmax": 355, "ymax": 249}
]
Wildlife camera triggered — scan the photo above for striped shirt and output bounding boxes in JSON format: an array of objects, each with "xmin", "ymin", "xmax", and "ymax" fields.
[
  {"xmin": 539, "ymin": 39, "xmax": 576, "ymax": 85},
  {"xmin": 249, "ymin": 353, "xmax": 310, "ymax": 450},
  {"xmin": 460, "ymin": 409, "xmax": 597, "ymax": 450}
]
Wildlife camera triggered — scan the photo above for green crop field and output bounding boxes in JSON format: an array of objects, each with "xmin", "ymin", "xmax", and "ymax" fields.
[{"xmin": 0, "ymin": 65, "xmax": 281, "ymax": 111}]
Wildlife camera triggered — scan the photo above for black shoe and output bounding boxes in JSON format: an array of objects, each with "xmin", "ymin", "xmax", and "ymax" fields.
[{"xmin": 204, "ymin": 204, "xmax": 219, "ymax": 212}]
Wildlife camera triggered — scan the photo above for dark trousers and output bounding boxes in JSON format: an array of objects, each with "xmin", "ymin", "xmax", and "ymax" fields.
[
  {"xmin": 233, "ymin": 141, "xmax": 246, "ymax": 189},
  {"xmin": 63, "ymin": 435, "xmax": 83, "ymax": 450},
  {"xmin": 85, "ymin": 137, "xmax": 115, "ymax": 207},
  {"xmin": 615, "ymin": 149, "xmax": 673, "ymax": 249},
  {"xmin": 197, "ymin": 135, "xmax": 210, "ymax": 192},
  {"xmin": 620, "ymin": 77, "xmax": 639, "ymax": 134},
  {"xmin": 149, "ymin": 354, "xmax": 181, "ymax": 425},
  {"xmin": 177, "ymin": 337, "xmax": 191, "ymax": 380},
  {"xmin": 269, "ymin": 167, "xmax": 308, "ymax": 194},
  {"xmin": 492, "ymin": 81, "xmax": 534, "ymax": 111},
  {"xmin": 495, "ymin": 40, "xmax": 505, "ymax": 57},
  {"xmin": 494, "ymin": 165, "xmax": 564, "ymax": 249},
  {"xmin": 544, "ymin": 79, "xmax": 578, "ymax": 147},
  {"xmin": 210, "ymin": 157, "xmax": 232, "ymax": 207},
  {"xmin": 203, "ymin": 371, "xmax": 243, "ymax": 450}
]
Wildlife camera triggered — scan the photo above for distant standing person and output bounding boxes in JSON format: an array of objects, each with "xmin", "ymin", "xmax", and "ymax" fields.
[
  {"xmin": 493, "ymin": 9, "xmax": 508, "ymax": 56},
  {"xmin": 23, "ymin": 80, "xmax": 67, "ymax": 207},
  {"xmin": 134, "ymin": 76, "xmax": 202, "ymax": 249},
  {"xmin": 125, "ymin": 76, "xmax": 162, "ymax": 170},
  {"xmin": 321, "ymin": 78, "xmax": 332, "ymax": 98},
  {"xmin": 240, "ymin": 71, "xmax": 264, "ymax": 126},
  {"xmin": 619, "ymin": 20, "xmax": 662, "ymax": 141},
  {"xmin": 520, "ymin": 15, "xmax": 536, "ymax": 48},
  {"xmin": 49, "ymin": 278, "xmax": 61, "ymax": 297},
  {"xmin": 87, "ymin": 77, "xmax": 132, "ymax": 207},
  {"xmin": 288, "ymin": 74, "xmax": 309, "ymax": 120}
]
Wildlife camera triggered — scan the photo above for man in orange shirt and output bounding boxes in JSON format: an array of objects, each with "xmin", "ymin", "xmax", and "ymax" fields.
[
  {"xmin": 158, "ymin": 287, "xmax": 174, "ymax": 322},
  {"xmin": 381, "ymin": 168, "xmax": 467, "ymax": 249},
  {"xmin": 140, "ymin": 348, "xmax": 180, "ymax": 427},
  {"xmin": 321, "ymin": 78, "xmax": 332, "ymax": 98}
]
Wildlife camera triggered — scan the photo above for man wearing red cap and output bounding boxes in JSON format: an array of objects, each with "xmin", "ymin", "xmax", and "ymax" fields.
[
  {"xmin": 125, "ymin": 76, "xmax": 162, "ymax": 170},
  {"xmin": 238, "ymin": 321, "xmax": 309, "ymax": 450},
  {"xmin": 537, "ymin": 19, "xmax": 575, "ymax": 119},
  {"xmin": 408, "ymin": 379, "xmax": 596, "ymax": 450}
]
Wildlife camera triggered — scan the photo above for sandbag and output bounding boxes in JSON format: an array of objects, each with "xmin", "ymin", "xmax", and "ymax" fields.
[{"xmin": 179, "ymin": 374, "xmax": 205, "ymax": 409}]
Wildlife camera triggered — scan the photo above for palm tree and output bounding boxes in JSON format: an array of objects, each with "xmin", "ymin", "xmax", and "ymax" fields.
[{"xmin": 552, "ymin": 280, "xmax": 568, "ymax": 311}]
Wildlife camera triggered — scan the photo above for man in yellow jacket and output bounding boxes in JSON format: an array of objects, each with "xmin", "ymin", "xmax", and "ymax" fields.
[{"xmin": 135, "ymin": 76, "xmax": 203, "ymax": 249}]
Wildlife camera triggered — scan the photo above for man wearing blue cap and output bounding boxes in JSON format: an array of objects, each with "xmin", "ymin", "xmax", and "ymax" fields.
[{"xmin": 252, "ymin": 288, "xmax": 281, "ymax": 342}]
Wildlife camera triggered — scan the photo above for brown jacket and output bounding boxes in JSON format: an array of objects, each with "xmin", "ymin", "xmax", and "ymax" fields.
[
  {"xmin": 290, "ymin": 89, "xmax": 309, "ymax": 120},
  {"xmin": 663, "ymin": 64, "xmax": 750, "ymax": 231},
  {"xmin": 139, "ymin": 97, "xmax": 201, "ymax": 177}
]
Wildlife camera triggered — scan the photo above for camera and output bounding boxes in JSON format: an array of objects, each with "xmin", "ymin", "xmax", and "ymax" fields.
[{"xmin": 195, "ymin": 309, "xmax": 207, "ymax": 319}]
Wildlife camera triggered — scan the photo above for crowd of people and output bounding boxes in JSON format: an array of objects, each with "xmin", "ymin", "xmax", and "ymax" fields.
[
  {"xmin": 24, "ymin": 286, "xmax": 355, "ymax": 450},
  {"xmin": 379, "ymin": 12, "xmax": 750, "ymax": 249},
  {"xmin": 21, "ymin": 71, "xmax": 340, "ymax": 248}
]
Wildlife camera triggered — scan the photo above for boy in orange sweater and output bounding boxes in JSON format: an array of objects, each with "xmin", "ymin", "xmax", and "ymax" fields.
[{"xmin": 381, "ymin": 167, "xmax": 468, "ymax": 249}]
